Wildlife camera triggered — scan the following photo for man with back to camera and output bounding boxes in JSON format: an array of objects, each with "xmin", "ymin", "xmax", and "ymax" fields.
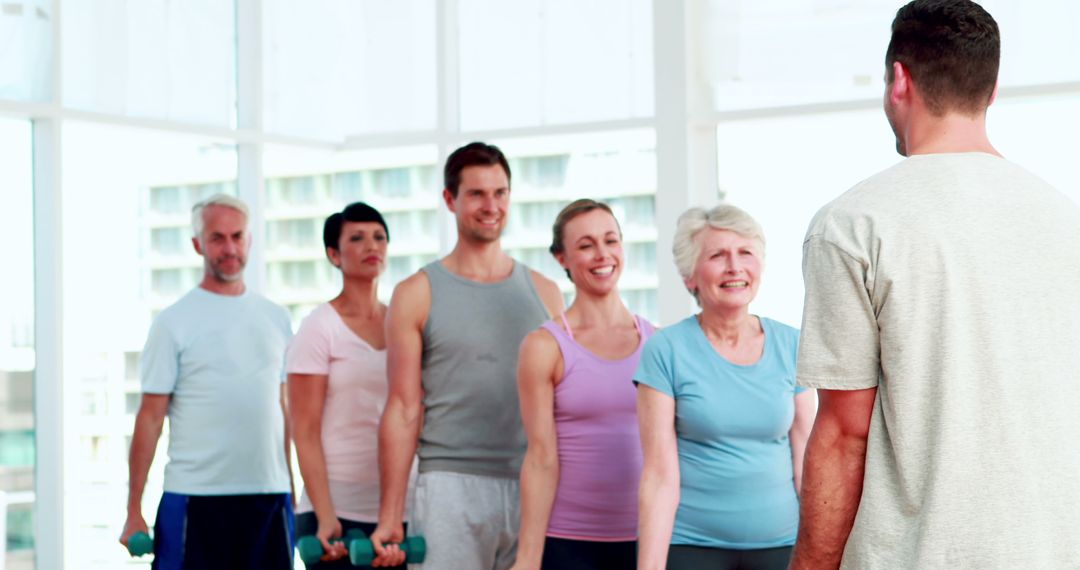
[
  {"xmin": 119, "ymin": 194, "xmax": 296, "ymax": 569},
  {"xmin": 791, "ymin": 1, "xmax": 1080, "ymax": 568},
  {"xmin": 369, "ymin": 142, "xmax": 565, "ymax": 569}
]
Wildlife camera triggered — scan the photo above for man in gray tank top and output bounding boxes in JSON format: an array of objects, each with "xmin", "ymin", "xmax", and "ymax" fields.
[{"xmin": 371, "ymin": 142, "xmax": 564, "ymax": 569}]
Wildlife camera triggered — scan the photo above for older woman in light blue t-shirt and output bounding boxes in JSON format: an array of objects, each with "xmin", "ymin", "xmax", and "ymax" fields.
[{"xmin": 635, "ymin": 204, "xmax": 817, "ymax": 570}]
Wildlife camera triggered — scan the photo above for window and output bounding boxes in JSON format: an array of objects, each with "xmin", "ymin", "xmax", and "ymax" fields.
[
  {"xmin": 0, "ymin": 0, "xmax": 52, "ymax": 101},
  {"xmin": 149, "ymin": 227, "xmax": 186, "ymax": 256},
  {"xmin": 459, "ymin": 0, "xmax": 653, "ymax": 130},
  {"xmin": 62, "ymin": 0, "xmax": 237, "ymax": 126},
  {"xmin": 0, "ymin": 118, "xmax": 34, "ymax": 569},
  {"xmin": 263, "ymin": 0, "xmax": 437, "ymax": 139}
]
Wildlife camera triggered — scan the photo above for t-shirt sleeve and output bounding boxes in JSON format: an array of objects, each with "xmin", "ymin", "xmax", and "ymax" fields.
[
  {"xmin": 634, "ymin": 334, "xmax": 676, "ymax": 398},
  {"xmin": 798, "ymin": 235, "xmax": 881, "ymax": 390},
  {"xmin": 286, "ymin": 310, "xmax": 331, "ymax": 377},
  {"xmin": 140, "ymin": 318, "xmax": 180, "ymax": 395}
]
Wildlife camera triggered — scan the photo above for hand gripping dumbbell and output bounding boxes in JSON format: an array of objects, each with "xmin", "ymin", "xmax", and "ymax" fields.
[
  {"xmin": 126, "ymin": 531, "xmax": 154, "ymax": 557},
  {"xmin": 348, "ymin": 535, "xmax": 426, "ymax": 566},
  {"xmin": 297, "ymin": 529, "xmax": 367, "ymax": 565}
]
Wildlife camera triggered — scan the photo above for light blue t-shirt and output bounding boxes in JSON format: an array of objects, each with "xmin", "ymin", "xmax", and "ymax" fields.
[
  {"xmin": 141, "ymin": 287, "xmax": 293, "ymax": 495},
  {"xmin": 634, "ymin": 315, "xmax": 805, "ymax": 549}
]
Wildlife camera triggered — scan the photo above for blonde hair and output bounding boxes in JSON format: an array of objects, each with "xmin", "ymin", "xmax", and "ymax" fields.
[
  {"xmin": 672, "ymin": 203, "xmax": 765, "ymax": 297},
  {"xmin": 191, "ymin": 194, "xmax": 249, "ymax": 239}
]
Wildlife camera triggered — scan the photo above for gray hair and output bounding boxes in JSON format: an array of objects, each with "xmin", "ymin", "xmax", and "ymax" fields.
[
  {"xmin": 191, "ymin": 194, "xmax": 249, "ymax": 239},
  {"xmin": 672, "ymin": 203, "xmax": 765, "ymax": 286}
]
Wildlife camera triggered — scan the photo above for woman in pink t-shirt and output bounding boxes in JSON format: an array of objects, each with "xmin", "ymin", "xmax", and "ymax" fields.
[
  {"xmin": 512, "ymin": 199, "xmax": 655, "ymax": 570},
  {"xmin": 287, "ymin": 202, "xmax": 415, "ymax": 568}
]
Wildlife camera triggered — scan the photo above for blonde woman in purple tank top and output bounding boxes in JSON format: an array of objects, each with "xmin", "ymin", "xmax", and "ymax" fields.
[{"xmin": 511, "ymin": 199, "xmax": 656, "ymax": 570}]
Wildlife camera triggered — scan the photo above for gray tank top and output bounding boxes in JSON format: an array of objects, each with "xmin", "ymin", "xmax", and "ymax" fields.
[{"xmin": 419, "ymin": 260, "xmax": 550, "ymax": 478}]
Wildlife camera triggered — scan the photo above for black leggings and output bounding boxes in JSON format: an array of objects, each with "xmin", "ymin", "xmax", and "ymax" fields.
[
  {"xmin": 666, "ymin": 544, "xmax": 793, "ymax": 570},
  {"xmin": 294, "ymin": 512, "xmax": 407, "ymax": 569},
  {"xmin": 541, "ymin": 536, "xmax": 637, "ymax": 570}
]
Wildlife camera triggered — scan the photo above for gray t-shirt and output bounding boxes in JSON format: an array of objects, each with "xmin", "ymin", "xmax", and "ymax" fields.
[
  {"xmin": 142, "ymin": 287, "xmax": 293, "ymax": 495},
  {"xmin": 798, "ymin": 153, "xmax": 1080, "ymax": 568}
]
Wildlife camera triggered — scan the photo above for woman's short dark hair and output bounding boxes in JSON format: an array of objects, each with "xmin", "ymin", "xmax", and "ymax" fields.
[
  {"xmin": 444, "ymin": 142, "xmax": 511, "ymax": 198},
  {"xmin": 322, "ymin": 202, "xmax": 389, "ymax": 251}
]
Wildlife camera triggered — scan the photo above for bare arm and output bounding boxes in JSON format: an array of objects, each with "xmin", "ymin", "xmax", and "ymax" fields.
[
  {"xmin": 371, "ymin": 273, "xmax": 430, "ymax": 567},
  {"xmin": 530, "ymin": 270, "xmax": 565, "ymax": 319},
  {"xmin": 790, "ymin": 387, "xmax": 876, "ymax": 570},
  {"xmin": 511, "ymin": 330, "xmax": 562, "ymax": 570},
  {"xmin": 120, "ymin": 393, "xmax": 170, "ymax": 546},
  {"xmin": 789, "ymin": 389, "xmax": 818, "ymax": 495},
  {"xmin": 289, "ymin": 373, "xmax": 347, "ymax": 558},
  {"xmin": 636, "ymin": 385, "xmax": 680, "ymax": 570},
  {"xmin": 281, "ymin": 383, "xmax": 295, "ymax": 503}
]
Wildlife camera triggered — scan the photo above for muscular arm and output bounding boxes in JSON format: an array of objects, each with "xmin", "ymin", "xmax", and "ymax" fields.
[
  {"xmin": 511, "ymin": 330, "xmax": 562, "ymax": 570},
  {"xmin": 371, "ymin": 273, "xmax": 430, "ymax": 566},
  {"xmin": 636, "ymin": 385, "xmax": 680, "ymax": 570},
  {"xmin": 121, "ymin": 393, "xmax": 170, "ymax": 545},
  {"xmin": 530, "ymin": 270, "xmax": 565, "ymax": 319},
  {"xmin": 790, "ymin": 387, "xmax": 876, "ymax": 570},
  {"xmin": 790, "ymin": 389, "xmax": 818, "ymax": 495}
]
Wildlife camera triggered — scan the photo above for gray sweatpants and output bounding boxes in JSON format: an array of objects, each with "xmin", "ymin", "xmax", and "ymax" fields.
[{"xmin": 410, "ymin": 471, "xmax": 520, "ymax": 570}]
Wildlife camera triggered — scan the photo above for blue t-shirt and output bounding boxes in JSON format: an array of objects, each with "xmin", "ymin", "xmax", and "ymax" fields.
[
  {"xmin": 634, "ymin": 315, "xmax": 804, "ymax": 549},
  {"xmin": 141, "ymin": 287, "xmax": 293, "ymax": 495}
]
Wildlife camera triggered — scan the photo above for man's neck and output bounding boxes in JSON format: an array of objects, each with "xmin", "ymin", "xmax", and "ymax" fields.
[
  {"xmin": 904, "ymin": 111, "xmax": 1001, "ymax": 157},
  {"xmin": 199, "ymin": 277, "xmax": 246, "ymax": 296},
  {"xmin": 443, "ymin": 239, "xmax": 513, "ymax": 283}
]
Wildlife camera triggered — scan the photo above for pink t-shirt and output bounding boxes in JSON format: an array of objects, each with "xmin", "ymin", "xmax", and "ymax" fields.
[{"xmin": 287, "ymin": 303, "xmax": 415, "ymax": 522}]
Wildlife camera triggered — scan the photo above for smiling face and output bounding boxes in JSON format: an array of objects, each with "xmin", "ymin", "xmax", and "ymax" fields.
[
  {"xmin": 555, "ymin": 208, "xmax": 624, "ymax": 296},
  {"xmin": 328, "ymin": 220, "xmax": 388, "ymax": 281},
  {"xmin": 193, "ymin": 204, "xmax": 250, "ymax": 283},
  {"xmin": 444, "ymin": 164, "xmax": 510, "ymax": 244},
  {"xmin": 686, "ymin": 228, "xmax": 763, "ymax": 313}
]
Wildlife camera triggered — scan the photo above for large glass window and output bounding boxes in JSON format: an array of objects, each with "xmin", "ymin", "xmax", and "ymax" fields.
[
  {"xmin": 702, "ymin": 1, "xmax": 895, "ymax": 111},
  {"xmin": 495, "ymin": 130, "xmax": 659, "ymax": 323},
  {"xmin": 459, "ymin": 0, "xmax": 653, "ymax": 130},
  {"xmin": 61, "ymin": 122, "xmax": 237, "ymax": 568},
  {"xmin": 0, "ymin": 118, "xmax": 34, "ymax": 570},
  {"xmin": 262, "ymin": 145, "xmax": 440, "ymax": 327},
  {"xmin": 62, "ymin": 1, "xmax": 237, "ymax": 126},
  {"xmin": 0, "ymin": 0, "xmax": 53, "ymax": 102},
  {"xmin": 263, "ymin": 0, "xmax": 437, "ymax": 140}
]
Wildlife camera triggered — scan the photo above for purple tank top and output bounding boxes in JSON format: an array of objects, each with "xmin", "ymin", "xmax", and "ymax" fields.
[{"xmin": 540, "ymin": 314, "xmax": 655, "ymax": 540}]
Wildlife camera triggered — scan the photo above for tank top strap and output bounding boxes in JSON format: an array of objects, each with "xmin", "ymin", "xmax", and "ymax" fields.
[
  {"xmin": 559, "ymin": 312, "xmax": 575, "ymax": 341},
  {"xmin": 540, "ymin": 319, "xmax": 580, "ymax": 373}
]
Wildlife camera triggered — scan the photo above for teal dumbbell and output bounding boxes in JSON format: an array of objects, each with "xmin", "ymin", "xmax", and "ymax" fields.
[
  {"xmin": 126, "ymin": 531, "xmax": 153, "ymax": 556},
  {"xmin": 349, "ymin": 535, "xmax": 426, "ymax": 566},
  {"xmin": 297, "ymin": 529, "xmax": 366, "ymax": 565}
]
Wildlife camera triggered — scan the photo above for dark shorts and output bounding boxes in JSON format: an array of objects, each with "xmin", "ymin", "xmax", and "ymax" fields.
[
  {"xmin": 152, "ymin": 492, "xmax": 295, "ymax": 570},
  {"xmin": 666, "ymin": 544, "xmax": 793, "ymax": 570},
  {"xmin": 541, "ymin": 536, "xmax": 636, "ymax": 570},
  {"xmin": 294, "ymin": 512, "xmax": 407, "ymax": 569}
]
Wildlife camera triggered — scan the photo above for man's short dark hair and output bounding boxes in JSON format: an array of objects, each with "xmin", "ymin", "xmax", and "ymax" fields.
[
  {"xmin": 886, "ymin": 0, "xmax": 1000, "ymax": 116},
  {"xmin": 443, "ymin": 142, "xmax": 511, "ymax": 198}
]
